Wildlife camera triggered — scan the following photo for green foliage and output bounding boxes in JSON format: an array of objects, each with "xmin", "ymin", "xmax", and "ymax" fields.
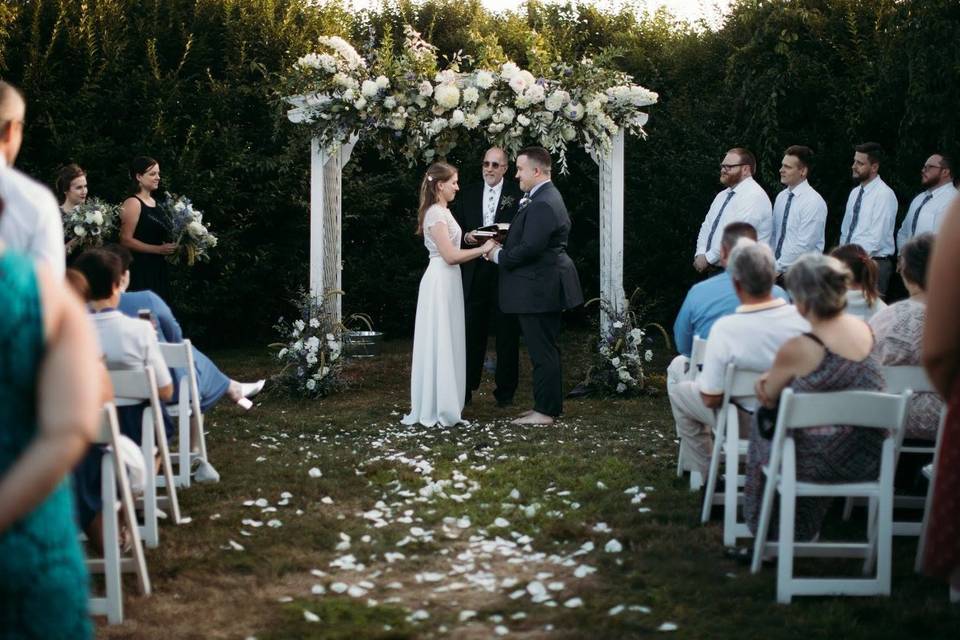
[{"xmin": 2, "ymin": 0, "xmax": 958, "ymax": 346}]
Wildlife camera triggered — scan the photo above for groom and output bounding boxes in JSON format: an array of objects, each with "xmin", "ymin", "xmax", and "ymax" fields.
[
  {"xmin": 485, "ymin": 146, "xmax": 583, "ymax": 425},
  {"xmin": 452, "ymin": 147, "xmax": 522, "ymax": 406}
]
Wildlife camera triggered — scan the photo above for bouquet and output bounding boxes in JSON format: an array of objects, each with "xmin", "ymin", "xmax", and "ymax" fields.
[
  {"xmin": 271, "ymin": 290, "xmax": 346, "ymax": 398},
  {"xmin": 159, "ymin": 192, "xmax": 218, "ymax": 266},
  {"xmin": 63, "ymin": 197, "xmax": 119, "ymax": 250}
]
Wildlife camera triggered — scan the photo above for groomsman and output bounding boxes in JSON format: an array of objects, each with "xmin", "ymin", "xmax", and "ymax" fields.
[
  {"xmin": 451, "ymin": 147, "xmax": 522, "ymax": 406},
  {"xmin": 693, "ymin": 147, "xmax": 772, "ymax": 272},
  {"xmin": 896, "ymin": 153, "xmax": 957, "ymax": 249},
  {"xmin": 839, "ymin": 142, "xmax": 898, "ymax": 296},
  {"xmin": 771, "ymin": 145, "xmax": 827, "ymax": 277},
  {"xmin": 486, "ymin": 147, "xmax": 583, "ymax": 425}
]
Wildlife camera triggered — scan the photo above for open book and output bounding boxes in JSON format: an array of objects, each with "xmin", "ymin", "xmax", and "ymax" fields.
[{"xmin": 471, "ymin": 222, "xmax": 511, "ymax": 244}]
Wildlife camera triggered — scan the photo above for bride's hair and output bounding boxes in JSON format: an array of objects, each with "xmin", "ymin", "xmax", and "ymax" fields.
[{"xmin": 416, "ymin": 162, "xmax": 457, "ymax": 236}]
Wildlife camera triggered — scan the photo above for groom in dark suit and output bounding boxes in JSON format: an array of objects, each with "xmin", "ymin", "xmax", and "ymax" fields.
[
  {"xmin": 451, "ymin": 147, "xmax": 522, "ymax": 406},
  {"xmin": 485, "ymin": 146, "xmax": 583, "ymax": 425}
]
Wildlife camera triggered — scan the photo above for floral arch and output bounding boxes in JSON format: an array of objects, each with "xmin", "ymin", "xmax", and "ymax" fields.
[{"xmin": 283, "ymin": 29, "xmax": 657, "ymax": 329}]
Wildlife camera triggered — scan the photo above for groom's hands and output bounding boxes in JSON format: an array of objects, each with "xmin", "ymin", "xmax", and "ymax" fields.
[{"xmin": 482, "ymin": 240, "xmax": 501, "ymax": 262}]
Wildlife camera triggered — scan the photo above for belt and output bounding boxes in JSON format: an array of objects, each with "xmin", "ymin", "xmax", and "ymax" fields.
[{"xmin": 873, "ymin": 255, "xmax": 894, "ymax": 261}]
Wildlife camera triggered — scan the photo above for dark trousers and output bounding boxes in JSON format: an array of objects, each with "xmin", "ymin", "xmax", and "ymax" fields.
[
  {"xmin": 875, "ymin": 256, "xmax": 895, "ymax": 299},
  {"xmin": 517, "ymin": 312, "xmax": 563, "ymax": 417},
  {"xmin": 465, "ymin": 263, "xmax": 519, "ymax": 403}
]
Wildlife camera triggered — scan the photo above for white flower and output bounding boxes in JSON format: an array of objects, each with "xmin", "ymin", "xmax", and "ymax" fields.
[
  {"xmin": 517, "ymin": 114, "xmax": 531, "ymax": 127},
  {"xmin": 509, "ymin": 75, "xmax": 528, "ymax": 94},
  {"xmin": 462, "ymin": 86, "xmax": 479, "ymax": 104},
  {"xmin": 644, "ymin": 349, "xmax": 653, "ymax": 362},
  {"xmin": 383, "ymin": 96, "xmax": 397, "ymax": 109},
  {"xmin": 306, "ymin": 379, "xmax": 317, "ymax": 391},
  {"xmin": 333, "ymin": 72, "xmax": 353, "ymax": 88},
  {"xmin": 292, "ymin": 339, "xmax": 303, "ymax": 352},
  {"xmin": 476, "ymin": 104, "xmax": 493, "ymax": 121},
  {"xmin": 306, "ymin": 336, "xmax": 321, "ymax": 351},
  {"xmin": 610, "ymin": 357, "xmax": 621, "ymax": 367},
  {"xmin": 450, "ymin": 109, "xmax": 465, "ymax": 126},
  {"xmin": 418, "ymin": 80, "xmax": 433, "ymax": 97},
  {"xmin": 545, "ymin": 89, "xmax": 570, "ymax": 112},
  {"xmin": 434, "ymin": 84, "xmax": 460, "ymax": 109},
  {"xmin": 524, "ymin": 83, "xmax": 545, "ymax": 104},
  {"xmin": 306, "ymin": 353, "xmax": 318, "ymax": 365},
  {"xmin": 500, "ymin": 62, "xmax": 520, "ymax": 80},
  {"xmin": 309, "ymin": 318, "xmax": 320, "ymax": 328},
  {"xmin": 361, "ymin": 80, "xmax": 379, "ymax": 97},
  {"xmin": 174, "ymin": 201, "xmax": 186, "ymax": 212},
  {"xmin": 613, "ymin": 321, "xmax": 624, "ymax": 329},
  {"xmin": 514, "ymin": 95, "xmax": 531, "ymax": 109},
  {"xmin": 586, "ymin": 99, "xmax": 602, "ymax": 116},
  {"xmin": 342, "ymin": 88, "xmax": 355, "ymax": 102},
  {"xmin": 618, "ymin": 369, "xmax": 633, "ymax": 382},
  {"xmin": 562, "ymin": 125, "xmax": 577, "ymax": 141},
  {"xmin": 375, "ymin": 74, "xmax": 390, "ymax": 89},
  {"xmin": 325, "ymin": 333, "xmax": 335, "ymax": 340},
  {"xmin": 318, "ymin": 53, "xmax": 337, "ymax": 72},
  {"xmin": 563, "ymin": 102, "xmax": 584, "ymax": 121},
  {"xmin": 294, "ymin": 320, "xmax": 306, "ymax": 332},
  {"xmin": 475, "ymin": 70, "xmax": 494, "ymax": 89},
  {"xmin": 296, "ymin": 53, "xmax": 322, "ymax": 69},
  {"xmin": 616, "ymin": 382, "xmax": 627, "ymax": 393},
  {"xmin": 629, "ymin": 328, "xmax": 643, "ymax": 342},
  {"xmin": 318, "ymin": 35, "xmax": 365, "ymax": 70},
  {"xmin": 354, "ymin": 97, "xmax": 367, "ymax": 110},
  {"xmin": 278, "ymin": 347, "xmax": 288, "ymax": 359},
  {"xmin": 463, "ymin": 114, "xmax": 480, "ymax": 129},
  {"xmin": 321, "ymin": 366, "xmax": 330, "ymax": 376},
  {"xmin": 496, "ymin": 106, "xmax": 515, "ymax": 124},
  {"xmin": 89, "ymin": 211, "xmax": 103, "ymax": 226},
  {"xmin": 74, "ymin": 225, "xmax": 87, "ymax": 237}
]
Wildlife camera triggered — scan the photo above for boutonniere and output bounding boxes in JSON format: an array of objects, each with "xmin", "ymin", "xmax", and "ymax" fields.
[
  {"xmin": 518, "ymin": 195, "xmax": 532, "ymax": 210},
  {"xmin": 499, "ymin": 195, "xmax": 516, "ymax": 211}
]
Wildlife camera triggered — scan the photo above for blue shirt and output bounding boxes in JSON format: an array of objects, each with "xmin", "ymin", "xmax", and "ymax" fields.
[
  {"xmin": 673, "ymin": 272, "xmax": 789, "ymax": 356},
  {"xmin": 118, "ymin": 290, "xmax": 183, "ymax": 343}
]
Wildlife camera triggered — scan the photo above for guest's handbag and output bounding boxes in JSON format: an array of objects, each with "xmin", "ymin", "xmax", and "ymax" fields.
[{"xmin": 756, "ymin": 404, "xmax": 779, "ymax": 440}]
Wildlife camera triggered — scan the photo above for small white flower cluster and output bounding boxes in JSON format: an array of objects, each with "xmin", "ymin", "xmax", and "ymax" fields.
[
  {"xmin": 274, "ymin": 294, "xmax": 345, "ymax": 397},
  {"xmin": 589, "ymin": 302, "xmax": 650, "ymax": 396},
  {"xmin": 285, "ymin": 30, "xmax": 657, "ymax": 172},
  {"xmin": 64, "ymin": 197, "xmax": 120, "ymax": 248}
]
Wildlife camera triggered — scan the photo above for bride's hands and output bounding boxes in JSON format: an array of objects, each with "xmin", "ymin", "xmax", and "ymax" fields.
[{"xmin": 480, "ymin": 239, "xmax": 498, "ymax": 256}]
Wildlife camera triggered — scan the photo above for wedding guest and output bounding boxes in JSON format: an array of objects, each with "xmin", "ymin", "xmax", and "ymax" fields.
[
  {"xmin": 105, "ymin": 243, "xmax": 265, "ymax": 413},
  {"xmin": 0, "ymin": 233, "xmax": 102, "ymax": 638},
  {"xmin": 870, "ymin": 233, "xmax": 942, "ymax": 441},
  {"xmin": 771, "ymin": 145, "xmax": 827, "ymax": 277},
  {"xmin": 56, "ymin": 163, "xmax": 88, "ymax": 255},
  {"xmin": 669, "ymin": 239, "xmax": 807, "ymax": 483},
  {"xmin": 830, "ymin": 244, "xmax": 887, "ymax": 320},
  {"xmin": 119, "ymin": 156, "xmax": 176, "ymax": 298},
  {"xmin": 744, "ymin": 253, "xmax": 885, "ymax": 544},
  {"xmin": 486, "ymin": 147, "xmax": 584, "ymax": 425},
  {"xmin": 451, "ymin": 146, "xmax": 522, "ymax": 407},
  {"xmin": 921, "ymin": 194, "xmax": 960, "ymax": 602},
  {"xmin": 839, "ymin": 142, "xmax": 898, "ymax": 297},
  {"xmin": 0, "ymin": 81, "xmax": 66, "ymax": 278},
  {"xmin": 693, "ymin": 147, "xmax": 772, "ymax": 272},
  {"xmin": 896, "ymin": 153, "xmax": 957, "ymax": 248}
]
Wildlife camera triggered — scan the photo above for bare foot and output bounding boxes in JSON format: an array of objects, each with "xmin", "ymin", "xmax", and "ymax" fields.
[{"xmin": 511, "ymin": 411, "xmax": 554, "ymax": 425}]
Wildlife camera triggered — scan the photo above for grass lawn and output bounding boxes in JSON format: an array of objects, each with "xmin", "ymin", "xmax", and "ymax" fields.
[{"xmin": 98, "ymin": 331, "xmax": 960, "ymax": 639}]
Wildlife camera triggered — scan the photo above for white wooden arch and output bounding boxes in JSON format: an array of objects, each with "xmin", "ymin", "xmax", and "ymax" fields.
[{"xmin": 292, "ymin": 122, "xmax": 626, "ymax": 331}]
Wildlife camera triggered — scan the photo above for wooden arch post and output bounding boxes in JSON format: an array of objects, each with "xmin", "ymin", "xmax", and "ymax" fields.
[{"xmin": 592, "ymin": 129, "xmax": 626, "ymax": 331}]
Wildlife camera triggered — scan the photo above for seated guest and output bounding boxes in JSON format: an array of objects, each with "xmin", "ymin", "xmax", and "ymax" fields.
[
  {"xmin": 870, "ymin": 233, "xmax": 942, "ymax": 441},
  {"xmin": 831, "ymin": 243, "xmax": 887, "ymax": 320},
  {"xmin": 744, "ymin": 253, "xmax": 885, "ymax": 543},
  {"xmin": 103, "ymin": 244, "xmax": 264, "ymax": 411},
  {"xmin": 71, "ymin": 248, "xmax": 174, "ymax": 536},
  {"xmin": 673, "ymin": 222, "xmax": 789, "ymax": 358},
  {"xmin": 668, "ymin": 239, "xmax": 808, "ymax": 482}
]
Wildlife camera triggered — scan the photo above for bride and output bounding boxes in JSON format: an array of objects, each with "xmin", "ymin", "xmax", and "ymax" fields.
[{"xmin": 403, "ymin": 162, "xmax": 497, "ymax": 427}]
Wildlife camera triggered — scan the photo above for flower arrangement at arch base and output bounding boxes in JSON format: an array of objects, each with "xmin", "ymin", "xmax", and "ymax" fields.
[{"xmin": 271, "ymin": 289, "xmax": 346, "ymax": 398}]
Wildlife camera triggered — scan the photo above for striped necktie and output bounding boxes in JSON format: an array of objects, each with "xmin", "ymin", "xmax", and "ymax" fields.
[{"xmin": 705, "ymin": 189, "xmax": 736, "ymax": 252}]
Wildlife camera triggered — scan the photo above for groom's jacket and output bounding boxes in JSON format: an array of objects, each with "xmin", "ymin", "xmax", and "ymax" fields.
[{"xmin": 497, "ymin": 181, "xmax": 584, "ymax": 314}]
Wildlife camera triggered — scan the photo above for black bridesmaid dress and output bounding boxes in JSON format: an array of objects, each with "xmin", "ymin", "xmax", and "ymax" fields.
[{"xmin": 128, "ymin": 196, "xmax": 171, "ymax": 298}]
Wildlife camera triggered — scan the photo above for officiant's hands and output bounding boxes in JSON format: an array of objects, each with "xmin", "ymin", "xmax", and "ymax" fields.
[{"xmin": 464, "ymin": 232, "xmax": 479, "ymax": 245}]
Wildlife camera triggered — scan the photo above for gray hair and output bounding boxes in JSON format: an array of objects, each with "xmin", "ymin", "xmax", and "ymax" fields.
[
  {"xmin": 728, "ymin": 239, "xmax": 776, "ymax": 296},
  {"xmin": 784, "ymin": 253, "xmax": 851, "ymax": 318}
]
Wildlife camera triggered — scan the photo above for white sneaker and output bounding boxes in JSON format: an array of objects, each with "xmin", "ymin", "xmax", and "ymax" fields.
[{"xmin": 194, "ymin": 460, "xmax": 221, "ymax": 484}]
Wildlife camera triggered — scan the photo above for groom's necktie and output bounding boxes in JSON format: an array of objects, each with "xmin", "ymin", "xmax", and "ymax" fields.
[
  {"xmin": 844, "ymin": 186, "xmax": 865, "ymax": 244},
  {"xmin": 705, "ymin": 189, "xmax": 735, "ymax": 252},
  {"xmin": 774, "ymin": 191, "xmax": 795, "ymax": 260},
  {"xmin": 910, "ymin": 192, "xmax": 934, "ymax": 236}
]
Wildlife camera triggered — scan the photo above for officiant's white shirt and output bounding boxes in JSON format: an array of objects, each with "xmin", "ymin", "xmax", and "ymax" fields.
[
  {"xmin": 483, "ymin": 179, "xmax": 504, "ymax": 227},
  {"xmin": 0, "ymin": 155, "xmax": 66, "ymax": 278},
  {"xmin": 695, "ymin": 175, "xmax": 772, "ymax": 265}
]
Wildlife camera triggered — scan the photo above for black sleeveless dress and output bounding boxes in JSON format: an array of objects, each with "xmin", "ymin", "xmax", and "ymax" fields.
[{"xmin": 128, "ymin": 196, "xmax": 171, "ymax": 298}]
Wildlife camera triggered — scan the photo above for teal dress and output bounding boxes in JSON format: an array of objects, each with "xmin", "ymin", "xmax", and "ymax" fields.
[{"xmin": 0, "ymin": 251, "xmax": 92, "ymax": 639}]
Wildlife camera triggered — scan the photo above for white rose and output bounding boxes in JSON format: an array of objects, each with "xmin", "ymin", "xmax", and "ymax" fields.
[
  {"xmin": 375, "ymin": 75, "xmax": 390, "ymax": 89},
  {"xmin": 498, "ymin": 107, "xmax": 515, "ymax": 124},
  {"xmin": 509, "ymin": 75, "xmax": 528, "ymax": 94},
  {"xmin": 292, "ymin": 339, "xmax": 303, "ymax": 352},
  {"xmin": 514, "ymin": 95, "xmax": 531, "ymax": 109},
  {"xmin": 611, "ymin": 357, "xmax": 621, "ymax": 367},
  {"xmin": 524, "ymin": 84, "xmax": 545, "ymax": 103},
  {"xmin": 418, "ymin": 80, "xmax": 433, "ymax": 97},
  {"xmin": 562, "ymin": 125, "xmax": 577, "ymax": 141},
  {"xmin": 616, "ymin": 382, "xmax": 627, "ymax": 393},
  {"xmin": 475, "ymin": 70, "xmax": 494, "ymax": 89},
  {"xmin": 306, "ymin": 379, "xmax": 317, "ymax": 391},
  {"xmin": 434, "ymin": 84, "xmax": 460, "ymax": 109},
  {"xmin": 563, "ymin": 102, "xmax": 585, "ymax": 122},
  {"xmin": 294, "ymin": 320, "xmax": 306, "ymax": 331},
  {"xmin": 174, "ymin": 201, "xmax": 186, "ymax": 212},
  {"xmin": 585, "ymin": 99, "xmax": 602, "ymax": 116},
  {"xmin": 619, "ymin": 369, "xmax": 633, "ymax": 382},
  {"xmin": 487, "ymin": 122, "xmax": 505, "ymax": 134},
  {"xmin": 613, "ymin": 321, "xmax": 624, "ymax": 329},
  {"xmin": 309, "ymin": 318, "xmax": 320, "ymax": 328},
  {"xmin": 361, "ymin": 80, "xmax": 379, "ymax": 97},
  {"xmin": 476, "ymin": 104, "xmax": 493, "ymax": 121},
  {"xmin": 306, "ymin": 352, "xmax": 318, "ymax": 365},
  {"xmin": 462, "ymin": 86, "xmax": 479, "ymax": 104},
  {"xmin": 91, "ymin": 211, "xmax": 104, "ymax": 225},
  {"xmin": 383, "ymin": 96, "xmax": 397, "ymax": 109},
  {"xmin": 500, "ymin": 62, "xmax": 520, "ymax": 80},
  {"xmin": 306, "ymin": 336, "xmax": 321, "ymax": 351},
  {"xmin": 187, "ymin": 220, "xmax": 206, "ymax": 237},
  {"xmin": 450, "ymin": 109, "xmax": 465, "ymax": 126},
  {"xmin": 74, "ymin": 225, "xmax": 87, "ymax": 237},
  {"xmin": 354, "ymin": 97, "xmax": 367, "ymax": 110},
  {"xmin": 644, "ymin": 349, "xmax": 653, "ymax": 362},
  {"xmin": 517, "ymin": 114, "xmax": 531, "ymax": 127},
  {"xmin": 545, "ymin": 89, "xmax": 569, "ymax": 112}
]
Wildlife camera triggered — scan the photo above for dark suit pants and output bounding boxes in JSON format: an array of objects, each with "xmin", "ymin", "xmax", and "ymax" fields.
[
  {"xmin": 465, "ymin": 263, "xmax": 519, "ymax": 402},
  {"xmin": 517, "ymin": 312, "xmax": 563, "ymax": 417}
]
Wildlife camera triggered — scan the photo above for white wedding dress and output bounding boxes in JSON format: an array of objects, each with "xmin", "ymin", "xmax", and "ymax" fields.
[{"xmin": 402, "ymin": 204, "xmax": 467, "ymax": 427}]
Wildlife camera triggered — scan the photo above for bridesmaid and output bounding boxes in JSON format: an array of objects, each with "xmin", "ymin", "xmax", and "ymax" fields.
[
  {"xmin": 55, "ymin": 163, "xmax": 87, "ymax": 255},
  {"xmin": 119, "ymin": 156, "xmax": 176, "ymax": 298}
]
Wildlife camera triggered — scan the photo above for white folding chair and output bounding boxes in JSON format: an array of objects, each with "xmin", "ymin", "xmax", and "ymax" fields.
[
  {"xmin": 87, "ymin": 403, "xmax": 151, "ymax": 624},
  {"xmin": 677, "ymin": 336, "xmax": 709, "ymax": 484},
  {"xmin": 700, "ymin": 363, "xmax": 761, "ymax": 547},
  {"xmin": 750, "ymin": 388, "xmax": 910, "ymax": 603},
  {"xmin": 109, "ymin": 366, "xmax": 183, "ymax": 548},
  {"xmin": 158, "ymin": 340, "xmax": 208, "ymax": 489},
  {"xmin": 915, "ymin": 405, "xmax": 948, "ymax": 573}
]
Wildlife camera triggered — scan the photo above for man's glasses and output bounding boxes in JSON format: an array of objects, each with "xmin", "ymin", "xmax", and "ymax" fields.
[
  {"xmin": 922, "ymin": 164, "xmax": 943, "ymax": 172},
  {"xmin": 720, "ymin": 163, "xmax": 747, "ymax": 171},
  {"xmin": 482, "ymin": 161, "xmax": 503, "ymax": 169}
]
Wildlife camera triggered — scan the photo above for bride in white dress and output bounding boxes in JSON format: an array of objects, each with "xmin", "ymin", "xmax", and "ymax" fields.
[{"xmin": 402, "ymin": 162, "xmax": 496, "ymax": 427}]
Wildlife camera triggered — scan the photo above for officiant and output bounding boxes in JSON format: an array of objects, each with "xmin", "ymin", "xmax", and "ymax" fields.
[{"xmin": 451, "ymin": 147, "xmax": 522, "ymax": 406}]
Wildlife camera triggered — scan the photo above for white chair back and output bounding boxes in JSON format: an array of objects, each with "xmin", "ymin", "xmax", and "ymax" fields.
[
  {"xmin": 158, "ymin": 340, "xmax": 207, "ymax": 488},
  {"xmin": 689, "ymin": 336, "xmax": 708, "ymax": 381}
]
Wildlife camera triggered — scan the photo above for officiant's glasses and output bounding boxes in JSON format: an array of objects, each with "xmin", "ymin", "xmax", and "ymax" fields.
[{"xmin": 482, "ymin": 160, "xmax": 503, "ymax": 169}]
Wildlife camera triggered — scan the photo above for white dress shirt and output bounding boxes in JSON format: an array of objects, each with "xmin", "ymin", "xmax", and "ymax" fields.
[
  {"xmin": 695, "ymin": 176, "xmax": 772, "ymax": 265},
  {"xmin": 839, "ymin": 175, "xmax": 898, "ymax": 257},
  {"xmin": 482, "ymin": 179, "xmax": 504, "ymax": 227},
  {"xmin": 91, "ymin": 310, "xmax": 173, "ymax": 388},
  {"xmin": 896, "ymin": 181, "xmax": 959, "ymax": 249},
  {"xmin": 770, "ymin": 179, "xmax": 827, "ymax": 273},
  {"xmin": 0, "ymin": 155, "xmax": 66, "ymax": 278}
]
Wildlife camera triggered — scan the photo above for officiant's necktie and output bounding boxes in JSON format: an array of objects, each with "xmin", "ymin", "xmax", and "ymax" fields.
[
  {"xmin": 774, "ymin": 191, "xmax": 795, "ymax": 260},
  {"xmin": 844, "ymin": 186, "xmax": 865, "ymax": 244},
  {"xmin": 705, "ymin": 189, "xmax": 736, "ymax": 252},
  {"xmin": 909, "ymin": 192, "xmax": 934, "ymax": 236},
  {"xmin": 484, "ymin": 187, "xmax": 497, "ymax": 226}
]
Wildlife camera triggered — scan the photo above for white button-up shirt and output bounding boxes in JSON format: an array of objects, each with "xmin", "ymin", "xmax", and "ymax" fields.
[
  {"xmin": 770, "ymin": 179, "xmax": 827, "ymax": 273},
  {"xmin": 0, "ymin": 155, "xmax": 66, "ymax": 278},
  {"xmin": 482, "ymin": 179, "xmax": 504, "ymax": 227},
  {"xmin": 91, "ymin": 310, "xmax": 173, "ymax": 388},
  {"xmin": 896, "ymin": 181, "xmax": 959, "ymax": 249},
  {"xmin": 839, "ymin": 175, "xmax": 898, "ymax": 257},
  {"xmin": 695, "ymin": 176, "xmax": 772, "ymax": 265}
]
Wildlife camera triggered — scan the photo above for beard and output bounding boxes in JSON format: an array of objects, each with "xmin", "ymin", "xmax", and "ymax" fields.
[{"xmin": 921, "ymin": 174, "xmax": 940, "ymax": 189}]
